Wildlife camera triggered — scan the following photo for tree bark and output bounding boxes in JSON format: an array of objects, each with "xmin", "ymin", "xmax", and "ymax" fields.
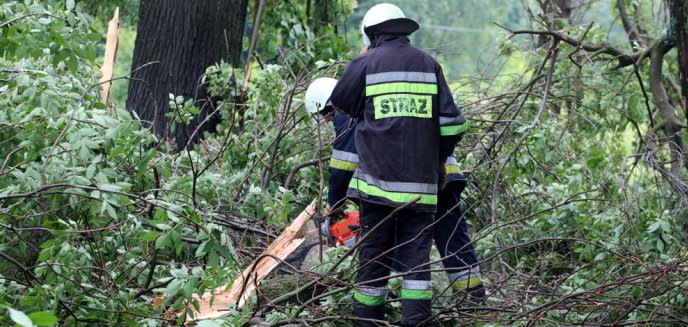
[
  {"xmin": 616, "ymin": 0, "xmax": 642, "ymax": 49},
  {"xmin": 649, "ymin": 35, "xmax": 686, "ymax": 175},
  {"xmin": 669, "ymin": 0, "xmax": 688, "ymax": 115},
  {"xmin": 126, "ymin": 0, "xmax": 248, "ymax": 149}
]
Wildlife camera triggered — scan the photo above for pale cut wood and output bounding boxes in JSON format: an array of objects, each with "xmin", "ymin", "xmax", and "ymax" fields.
[
  {"xmin": 186, "ymin": 200, "xmax": 317, "ymax": 323},
  {"xmin": 100, "ymin": 7, "xmax": 120, "ymax": 109}
]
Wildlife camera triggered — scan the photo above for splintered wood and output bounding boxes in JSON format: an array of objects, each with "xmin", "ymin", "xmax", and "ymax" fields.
[
  {"xmin": 186, "ymin": 200, "xmax": 316, "ymax": 323},
  {"xmin": 100, "ymin": 7, "xmax": 120, "ymax": 107}
]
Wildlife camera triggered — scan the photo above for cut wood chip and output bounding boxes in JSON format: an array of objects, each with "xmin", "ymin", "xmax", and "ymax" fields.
[{"xmin": 185, "ymin": 200, "xmax": 317, "ymax": 324}]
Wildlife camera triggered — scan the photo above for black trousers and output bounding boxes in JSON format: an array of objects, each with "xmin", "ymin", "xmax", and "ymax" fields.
[
  {"xmin": 392, "ymin": 183, "xmax": 480, "ymax": 274},
  {"xmin": 353, "ymin": 201, "xmax": 434, "ymax": 326},
  {"xmin": 434, "ymin": 183, "xmax": 481, "ymax": 287}
]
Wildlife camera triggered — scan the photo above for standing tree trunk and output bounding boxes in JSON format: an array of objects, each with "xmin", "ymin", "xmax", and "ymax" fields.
[
  {"xmin": 126, "ymin": 0, "xmax": 248, "ymax": 149},
  {"xmin": 669, "ymin": 0, "xmax": 688, "ymax": 115},
  {"xmin": 616, "ymin": 0, "xmax": 642, "ymax": 49}
]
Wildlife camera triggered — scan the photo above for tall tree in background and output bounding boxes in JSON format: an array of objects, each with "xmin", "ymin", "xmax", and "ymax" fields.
[
  {"xmin": 669, "ymin": 0, "xmax": 688, "ymax": 113},
  {"xmin": 126, "ymin": 0, "xmax": 248, "ymax": 149}
]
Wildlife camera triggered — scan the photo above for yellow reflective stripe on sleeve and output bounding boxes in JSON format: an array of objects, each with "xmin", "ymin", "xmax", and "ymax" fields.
[
  {"xmin": 445, "ymin": 165, "xmax": 461, "ymax": 174},
  {"xmin": 451, "ymin": 276, "xmax": 481, "ymax": 291},
  {"xmin": 329, "ymin": 158, "xmax": 358, "ymax": 171},
  {"xmin": 332, "ymin": 149, "xmax": 359, "ymax": 163},
  {"xmin": 440, "ymin": 116, "xmax": 466, "ymax": 126},
  {"xmin": 349, "ymin": 178, "xmax": 437, "ymax": 205},
  {"xmin": 440, "ymin": 123, "xmax": 468, "ymax": 136},
  {"xmin": 366, "ymin": 82, "xmax": 438, "ymax": 96}
]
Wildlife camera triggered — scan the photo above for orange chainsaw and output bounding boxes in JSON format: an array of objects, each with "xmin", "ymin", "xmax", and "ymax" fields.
[{"xmin": 321, "ymin": 211, "xmax": 361, "ymax": 248}]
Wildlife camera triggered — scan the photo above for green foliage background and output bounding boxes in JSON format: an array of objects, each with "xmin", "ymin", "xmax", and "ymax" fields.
[{"xmin": 2, "ymin": 0, "xmax": 687, "ymax": 326}]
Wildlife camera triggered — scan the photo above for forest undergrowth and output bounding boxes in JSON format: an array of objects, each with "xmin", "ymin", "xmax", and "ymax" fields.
[{"xmin": 1, "ymin": 1, "xmax": 687, "ymax": 326}]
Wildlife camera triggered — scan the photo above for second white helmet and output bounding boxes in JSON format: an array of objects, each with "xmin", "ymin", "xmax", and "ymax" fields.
[{"xmin": 305, "ymin": 77, "xmax": 338, "ymax": 115}]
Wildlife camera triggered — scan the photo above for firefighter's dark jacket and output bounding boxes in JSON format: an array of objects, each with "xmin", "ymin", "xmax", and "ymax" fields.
[
  {"xmin": 328, "ymin": 114, "xmax": 468, "ymax": 209},
  {"xmin": 330, "ymin": 34, "xmax": 467, "ymax": 213},
  {"xmin": 327, "ymin": 112, "xmax": 357, "ymax": 209}
]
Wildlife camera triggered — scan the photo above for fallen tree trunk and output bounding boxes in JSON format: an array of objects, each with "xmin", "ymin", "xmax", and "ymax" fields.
[{"xmin": 186, "ymin": 200, "xmax": 317, "ymax": 323}]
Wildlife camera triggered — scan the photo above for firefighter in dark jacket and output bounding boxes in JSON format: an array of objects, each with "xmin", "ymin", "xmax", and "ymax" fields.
[
  {"xmin": 307, "ymin": 75, "xmax": 485, "ymax": 325},
  {"xmin": 304, "ymin": 77, "xmax": 357, "ymax": 211},
  {"xmin": 305, "ymin": 77, "xmax": 486, "ymax": 307},
  {"xmin": 328, "ymin": 3, "xmax": 470, "ymax": 325}
]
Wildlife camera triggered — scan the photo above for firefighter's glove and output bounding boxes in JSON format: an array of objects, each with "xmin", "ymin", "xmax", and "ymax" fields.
[
  {"xmin": 438, "ymin": 163, "xmax": 447, "ymax": 191},
  {"xmin": 324, "ymin": 204, "xmax": 344, "ymax": 221}
]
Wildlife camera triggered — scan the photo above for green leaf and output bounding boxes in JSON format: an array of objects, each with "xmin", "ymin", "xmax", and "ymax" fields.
[
  {"xmin": 98, "ymin": 184, "xmax": 122, "ymax": 192},
  {"xmin": 647, "ymin": 221, "xmax": 660, "ymax": 233},
  {"xmin": 141, "ymin": 230, "xmax": 160, "ymax": 242},
  {"xmin": 195, "ymin": 241, "xmax": 209, "ymax": 258},
  {"xmin": 86, "ymin": 44, "xmax": 96, "ymax": 62},
  {"xmin": 106, "ymin": 202, "xmax": 117, "ymax": 219},
  {"xmin": 85, "ymin": 165, "xmax": 96, "ymax": 179},
  {"xmin": 136, "ymin": 148, "xmax": 157, "ymax": 180},
  {"xmin": 170, "ymin": 267, "xmax": 188, "ymax": 279},
  {"xmin": 66, "ymin": 55, "xmax": 78, "ymax": 73},
  {"xmin": 155, "ymin": 233, "xmax": 170, "ymax": 249},
  {"xmin": 164, "ymin": 280, "xmax": 183, "ymax": 295},
  {"xmin": 37, "ymin": 248, "xmax": 52, "ymax": 262},
  {"xmin": 66, "ymin": 0, "xmax": 75, "ymax": 10},
  {"xmin": 28, "ymin": 311, "xmax": 59, "ymax": 326},
  {"xmin": 9, "ymin": 308, "xmax": 34, "ymax": 327}
]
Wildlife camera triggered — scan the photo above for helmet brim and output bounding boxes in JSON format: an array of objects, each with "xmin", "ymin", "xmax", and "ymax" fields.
[
  {"xmin": 319, "ymin": 102, "xmax": 334, "ymax": 116},
  {"xmin": 364, "ymin": 18, "xmax": 419, "ymax": 36}
]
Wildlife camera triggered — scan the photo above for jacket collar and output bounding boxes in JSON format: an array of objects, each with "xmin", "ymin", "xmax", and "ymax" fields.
[{"xmin": 369, "ymin": 34, "xmax": 410, "ymax": 48}]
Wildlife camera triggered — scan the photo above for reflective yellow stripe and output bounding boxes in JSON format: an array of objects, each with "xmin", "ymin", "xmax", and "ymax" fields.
[
  {"xmin": 332, "ymin": 149, "xmax": 359, "ymax": 163},
  {"xmin": 451, "ymin": 276, "xmax": 481, "ymax": 290},
  {"xmin": 354, "ymin": 291, "xmax": 386, "ymax": 306},
  {"xmin": 445, "ymin": 165, "xmax": 461, "ymax": 174},
  {"xmin": 356, "ymin": 173, "xmax": 437, "ymax": 193},
  {"xmin": 440, "ymin": 123, "xmax": 468, "ymax": 136},
  {"xmin": 329, "ymin": 158, "xmax": 357, "ymax": 171},
  {"xmin": 349, "ymin": 178, "xmax": 437, "ymax": 205},
  {"xmin": 366, "ymin": 71, "xmax": 437, "ymax": 85},
  {"xmin": 401, "ymin": 289, "xmax": 432, "ymax": 300},
  {"xmin": 366, "ymin": 82, "xmax": 438, "ymax": 96}
]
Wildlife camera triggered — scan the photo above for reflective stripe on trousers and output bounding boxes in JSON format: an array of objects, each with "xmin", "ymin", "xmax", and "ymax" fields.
[
  {"xmin": 354, "ymin": 287, "xmax": 388, "ymax": 306},
  {"xmin": 401, "ymin": 279, "xmax": 432, "ymax": 300},
  {"xmin": 447, "ymin": 266, "xmax": 481, "ymax": 290}
]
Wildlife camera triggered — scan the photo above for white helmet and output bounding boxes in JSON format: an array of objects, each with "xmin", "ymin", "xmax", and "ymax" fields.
[
  {"xmin": 305, "ymin": 77, "xmax": 338, "ymax": 115},
  {"xmin": 361, "ymin": 3, "xmax": 419, "ymax": 47}
]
